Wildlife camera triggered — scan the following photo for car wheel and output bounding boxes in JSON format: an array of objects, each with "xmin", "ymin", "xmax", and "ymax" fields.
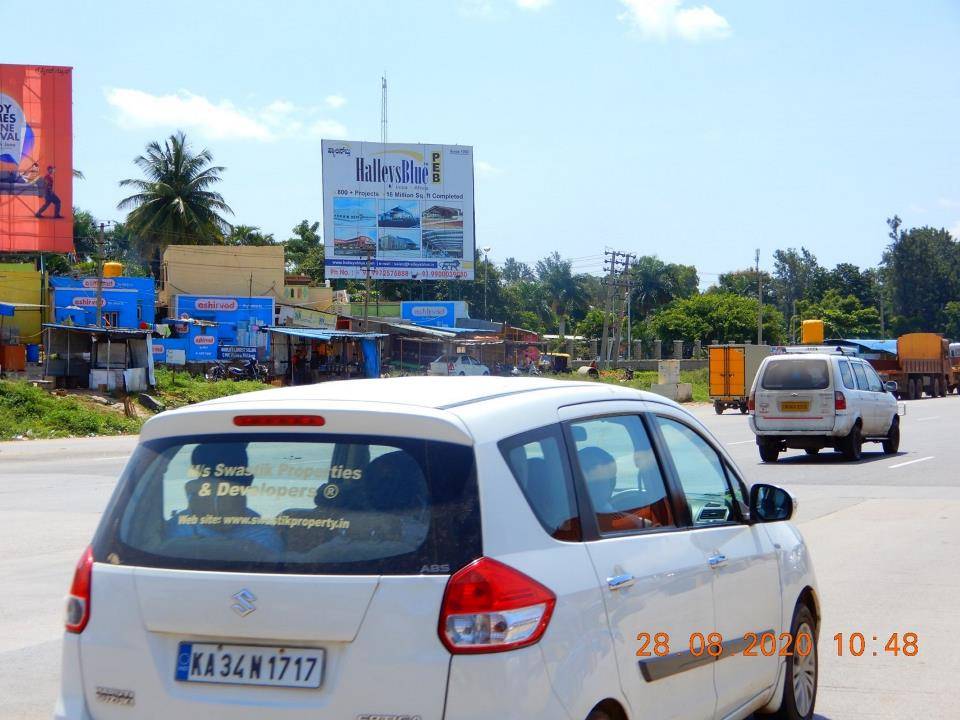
[
  {"xmin": 759, "ymin": 440, "xmax": 780, "ymax": 463},
  {"xmin": 767, "ymin": 603, "xmax": 818, "ymax": 720},
  {"xmin": 841, "ymin": 423, "xmax": 862, "ymax": 461},
  {"xmin": 482, "ymin": 370, "xmax": 490, "ymax": 376},
  {"xmin": 457, "ymin": 372, "xmax": 465, "ymax": 376},
  {"xmin": 804, "ymin": 448, "xmax": 819, "ymax": 456},
  {"xmin": 714, "ymin": 400, "xmax": 724, "ymax": 415},
  {"xmin": 882, "ymin": 418, "xmax": 900, "ymax": 454}
]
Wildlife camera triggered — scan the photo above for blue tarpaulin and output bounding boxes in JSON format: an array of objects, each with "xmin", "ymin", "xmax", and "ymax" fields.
[
  {"xmin": 829, "ymin": 338, "xmax": 898, "ymax": 355},
  {"xmin": 267, "ymin": 327, "xmax": 386, "ymax": 379},
  {"xmin": 0, "ymin": 303, "xmax": 14, "ymax": 317}
]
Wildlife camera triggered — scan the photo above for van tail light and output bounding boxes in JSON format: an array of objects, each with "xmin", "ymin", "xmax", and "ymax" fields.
[
  {"xmin": 65, "ymin": 546, "xmax": 94, "ymax": 634},
  {"xmin": 448, "ymin": 362, "xmax": 455, "ymax": 374},
  {"xmin": 747, "ymin": 393, "xmax": 755, "ymax": 412},
  {"xmin": 439, "ymin": 557, "xmax": 556, "ymax": 654},
  {"xmin": 834, "ymin": 391, "xmax": 847, "ymax": 411}
]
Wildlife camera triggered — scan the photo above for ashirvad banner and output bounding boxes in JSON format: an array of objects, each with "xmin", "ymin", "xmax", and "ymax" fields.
[
  {"xmin": 0, "ymin": 64, "xmax": 73, "ymax": 253},
  {"xmin": 322, "ymin": 140, "xmax": 475, "ymax": 281}
]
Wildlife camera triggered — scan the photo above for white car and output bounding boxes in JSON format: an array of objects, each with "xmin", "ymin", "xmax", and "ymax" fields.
[
  {"xmin": 749, "ymin": 350, "xmax": 900, "ymax": 462},
  {"xmin": 428, "ymin": 353, "xmax": 490, "ymax": 376},
  {"xmin": 58, "ymin": 377, "xmax": 820, "ymax": 720}
]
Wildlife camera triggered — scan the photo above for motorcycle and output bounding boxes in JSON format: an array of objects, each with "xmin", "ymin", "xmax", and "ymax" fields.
[{"xmin": 206, "ymin": 358, "xmax": 268, "ymax": 382}]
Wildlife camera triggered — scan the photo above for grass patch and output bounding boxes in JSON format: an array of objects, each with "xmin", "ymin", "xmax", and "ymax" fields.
[
  {"xmin": 153, "ymin": 367, "xmax": 270, "ymax": 409},
  {"xmin": 548, "ymin": 367, "xmax": 709, "ymax": 402},
  {"xmin": 0, "ymin": 380, "xmax": 142, "ymax": 440}
]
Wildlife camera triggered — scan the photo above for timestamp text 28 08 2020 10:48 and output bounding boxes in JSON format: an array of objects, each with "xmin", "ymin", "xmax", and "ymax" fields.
[{"xmin": 635, "ymin": 632, "xmax": 919, "ymax": 658}]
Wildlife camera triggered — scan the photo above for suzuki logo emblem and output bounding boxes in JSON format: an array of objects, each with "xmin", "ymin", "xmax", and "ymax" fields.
[{"xmin": 231, "ymin": 589, "xmax": 257, "ymax": 617}]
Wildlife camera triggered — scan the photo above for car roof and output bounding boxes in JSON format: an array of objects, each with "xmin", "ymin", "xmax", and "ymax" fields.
[{"xmin": 142, "ymin": 377, "xmax": 685, "ymax": 445}]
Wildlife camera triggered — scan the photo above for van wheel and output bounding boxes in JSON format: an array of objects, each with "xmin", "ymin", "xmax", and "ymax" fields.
[
  {"xmin": 714, "ymin": 401, "xmax": 724, "ymax": 415},
  {"xmin": 759, "ymin": 440, "xmax": 780, "ymax": 463},
  {"xmin": 766, "ymin": 603, "xmax": 818, "ymax": 719},
  {"xmin": 882, "ymin": 418, "xmax": 900, "ymax": 454},
  {"xmin": 804, "ymin": 448, "xmax": 819, "ymax": 456},
  {"xmin": 841, "ymin": 423, "xmax": 862, "ymax": 461}
]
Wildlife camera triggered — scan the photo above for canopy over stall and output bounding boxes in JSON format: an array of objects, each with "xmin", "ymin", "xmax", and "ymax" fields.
[
  {"xmin": 266, "ymin": 326, "xmax": 386, "ymax": 384},
  {"xmin": 42, "ymin": 323, "xmax": 155, "ymax": 391}
]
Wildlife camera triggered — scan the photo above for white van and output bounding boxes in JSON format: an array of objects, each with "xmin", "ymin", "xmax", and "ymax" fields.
[{"xmin": 749, "ymin": 351, "xmax": 900, "ymax": 462}]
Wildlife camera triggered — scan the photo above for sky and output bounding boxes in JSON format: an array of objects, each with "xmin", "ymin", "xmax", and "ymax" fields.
[{"xmin": 3, "ymin": 0, "xmax": 959, "ymax": 284}]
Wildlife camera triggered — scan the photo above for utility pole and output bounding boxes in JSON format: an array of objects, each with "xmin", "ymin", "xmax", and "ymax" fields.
[
  {"xmin": 600, "ymin": 250, "xmax": 616, "ymax": 367},
  {"xmin": 600, "ymin": 250, "xmax": 633, "ymax": 368},
  {"xmin": 481, "ymin": 246, "xmax": 492, "ymax": 319},
  {"xmin": 756, "ymin": 248, "xmax": 763, "ymax": 345},
  {"xmin": 94, "ymin": 223, "xmax": 106, "ymax": 327},
  {"xmin": 363, "ymin": 246, "xmax": 373, "ymax": 330}
]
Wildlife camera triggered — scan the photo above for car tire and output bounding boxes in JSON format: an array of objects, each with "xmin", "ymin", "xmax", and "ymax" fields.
[
  {"xmin": 882, "ymin": 418, "xmax": 900, "ymax": 454},
  {"xmin": 841, "ymin": 423, "xmax": 862, "ymax": 461},
  {"xmin": 714, "ymin": 401, "xmax": 724, "ymax": 415},
  {"xmin": 766, "ymin": 603, "xmax": 818, "ymax": 720},
  {"xmin": 804, "ymin": 448, "xmax": 819, "ymax": 456},
  {"xmin": 458, "ymin": 372, "xmax": 465, "ymax": 376},
  {"xmin": 759, "ymin": 440, "xmax": 780, "ymax": 463},
  {"xmin": 482, "ymin": 370, "xmax": 490, "ymax": 376}
]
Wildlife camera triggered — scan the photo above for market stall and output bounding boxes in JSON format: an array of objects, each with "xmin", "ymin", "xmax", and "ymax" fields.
[{"xmin": 267, "ymin": 327, "xmax": 386, "ymax": 384}]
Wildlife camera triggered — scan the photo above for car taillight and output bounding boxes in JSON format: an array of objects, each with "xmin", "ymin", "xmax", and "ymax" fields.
[
  {"xmin": 439, "ymin": 557, "xmax": 556, "ymax": 654},
  {"xmin": 448, "ymin": 363, "xmax": 455, "ymax": 374},
  {"xmin": 234, "ymin": 415, "xmax": 326, "ymax": 426},
  {"xmin": 65, "ymin": 545, "xmax": 93, "ymax": 634},
  {"xmin": 834, "ymin": 391, "xmax": 847, "ymax": 411},
  {"xmin": 747, "ymin": 393, "xmax": 755, "ymax": 412}
]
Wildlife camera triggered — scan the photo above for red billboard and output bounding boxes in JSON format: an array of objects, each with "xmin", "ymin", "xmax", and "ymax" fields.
[{"xmin": 0, "ymin": 64, "xmax": 73, "ymax": 253}]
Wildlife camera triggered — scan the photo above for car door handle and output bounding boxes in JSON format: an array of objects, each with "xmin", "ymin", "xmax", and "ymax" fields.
[
  {"xmin": 606, "ymin": 573, "xmax": 636, "ymax": 591},
  {"xmin": 707, "ymin": 554, "xmax": 727, "ymax": 568}
]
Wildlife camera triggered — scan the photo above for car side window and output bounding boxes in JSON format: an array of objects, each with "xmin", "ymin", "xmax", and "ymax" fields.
[
  {"xmin": 864, "ymin": 364, "xmax": 884, "ymax": 392},
  {"xmin": 654, "ymin": 416, "xmax": 737, "ymax": 526},
  {"xmin": 839, "ymin": 361, "xmax": 856, "ymax": 390},
  {"xmin": 499, "ymin": 425, "xmax": 581, "ymax": 541},
  {"xmin": 852, "ymin": 362, "xmax": 870, "ymax": 391},
  {"xmin": 568, "ymin": 415, "xmax": 674, "ymax": 535}
]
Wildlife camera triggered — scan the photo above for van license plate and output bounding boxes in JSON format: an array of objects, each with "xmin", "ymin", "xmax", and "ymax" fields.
[
  {"xmin": 779, "ymin": 401, "xmax": 810, "ymax": 412},
  {"xmin": 176, "ymin": 642, "xmax": 323, "ymax": 689}
]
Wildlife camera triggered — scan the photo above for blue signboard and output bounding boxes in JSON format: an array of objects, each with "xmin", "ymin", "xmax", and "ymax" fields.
[
  {"xmin": 50, "ymin": 276, "xmax": 155, "ymax": 328},
  {"xmin": 174, "ymin": 295, "xmax": 274, "ymax": 361},
  {"xmin": 400, "ymin": 300, "xmax": 460, "ymax": 328}
]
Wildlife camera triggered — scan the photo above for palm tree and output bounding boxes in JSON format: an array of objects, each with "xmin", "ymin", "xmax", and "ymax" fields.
[
  {"xmin": 535, "ymin": 251, "xmax": 586, "ymax": 339},
  {"xmin": 117, "ymin": 131, "xmax": 232, "ymax": 276}
]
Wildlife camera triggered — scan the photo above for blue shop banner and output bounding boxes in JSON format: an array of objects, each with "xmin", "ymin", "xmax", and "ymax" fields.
[
  {"xmin": 50, "ymin": 276, "xmax": 156, "ymax": 328},
  {"xmin": 174, "ymin": 295, "xmax": 274, "ymax": 361},
  {"xmin": 400, "ymin": 300, "xmax": 462, "ymax": 328}
]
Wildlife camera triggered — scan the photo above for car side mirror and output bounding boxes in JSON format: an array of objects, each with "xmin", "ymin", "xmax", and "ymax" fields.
[
  {"xmin": 884, "ymin": 381, "xmax": 898, "ymax": 394},
  {"xmin": 749, "ymin": 483, "xmax": 794, "ymax": 523}
]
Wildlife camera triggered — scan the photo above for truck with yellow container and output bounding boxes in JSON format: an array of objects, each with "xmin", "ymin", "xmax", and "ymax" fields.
[{"xmin": 708, "ymin": 343, "xmax": 772, "ymax": 414}]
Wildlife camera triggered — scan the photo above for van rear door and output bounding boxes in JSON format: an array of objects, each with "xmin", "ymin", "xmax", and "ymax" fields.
[
  {"xmin": 81, "ymin": 430, "xmax": 480, "ymax": 720},
  {"xmin": 754, "ymin": 357, "xmax": 835, "ymax": 431}
]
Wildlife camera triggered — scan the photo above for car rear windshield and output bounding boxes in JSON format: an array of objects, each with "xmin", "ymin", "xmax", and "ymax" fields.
[
  {"xmin": 761, "ymin": 359, "xmax": 831, "ymax": 390},
  {"xmin": 93, "ymin": 433, "xmax": 480, "ymax": 575}
]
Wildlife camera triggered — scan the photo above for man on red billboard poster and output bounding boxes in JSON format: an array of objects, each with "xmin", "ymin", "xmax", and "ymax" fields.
[{"xmin": 0, "ymin": 64, "xmax": 73, "ymax": 253}]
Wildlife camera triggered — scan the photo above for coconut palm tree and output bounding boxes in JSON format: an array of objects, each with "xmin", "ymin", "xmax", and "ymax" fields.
[
  {"xmin": 117, "ymin": 131, "xmax": 232, "ymax": 276},
  {"xmin": 536, "ymin": 251, "xmax": 587, "ymax": 339}
]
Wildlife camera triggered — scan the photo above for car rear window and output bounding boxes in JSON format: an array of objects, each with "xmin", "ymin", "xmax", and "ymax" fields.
[
  {"xmin": 93, "ymin": 433, "xmax": 480, "ymax": 575},
  {"xmin": 761, "ymin": 359, "xmax": 830, "ymax": 390}
]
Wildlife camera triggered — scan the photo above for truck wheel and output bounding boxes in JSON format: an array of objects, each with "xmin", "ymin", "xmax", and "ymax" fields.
[
  {"xmin": 882, "ymin": 418, "xmax": 900, "ymax": 454},
  {"xmin": 907, "ymin": 378, "xmax": 917, "ymax": 400},
  {"xmin": 714, "ymin": 400, "xmax": 724, "ymax": 415},
  {"xmin": 759, "ymin": 440, "xmax": 780, "ymax": 463},
  {"xmin": 841, "ymin": 423, "xmax": 862, "ymax": 461},
  {"xmin": 938, "ymin": 377, "xmax": 947, "ymax": 397},
  {"xmin": 739, "ymin": 403, "xmax": 749, "ymax": 415}
]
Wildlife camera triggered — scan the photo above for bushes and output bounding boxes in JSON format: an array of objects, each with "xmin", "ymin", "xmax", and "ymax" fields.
[{"xmin": 0, "ymin": 380, "xmax": 141, "ymax": 440}]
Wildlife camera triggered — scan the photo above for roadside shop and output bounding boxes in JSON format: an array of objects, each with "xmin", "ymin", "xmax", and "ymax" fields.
[
  {"xmin": 266, "ymin": 327, "xmax": 386, "ymax": 384},
  {"xmin": 42, "ymin": 323, "xmax": 155, "ymax": 391}
]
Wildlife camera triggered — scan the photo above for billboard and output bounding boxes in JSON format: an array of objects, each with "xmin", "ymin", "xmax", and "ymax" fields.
[
  {"xmin": 50, "ymin": 276, "xmax": 155, "ymax": 328},
  {"xmin": 0, "ymin": 64, "xmax": 73, "ymax": 253},
  {"xmin": 174, "ymin": 294, "xmax": 274, "ymax": 361},
  {"xmin": 322, "ymin": 141, "xmax": 475, "ymax": 281},
  {"xmin": 400, "ymin": 300, "xmax": 466, "ymax": 328}
]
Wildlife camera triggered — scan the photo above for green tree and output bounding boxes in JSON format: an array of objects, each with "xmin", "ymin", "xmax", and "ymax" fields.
[
  {"xmin": 651, "ymin": 293, "xmax": 785, "ymax": 346},
  {"xmin": 796, "ymin": 289, "xmax": 881, "ymax": 338},
  {"xmin": 225, "ymin": 224, "xmax": 276, "ymax": 246},
  {"xmin": 535, "ymin": 251, "xmax": 588, "ymax": 337},
  {"xmin": 117, "ymin": 131, "xmax": 232, "ymax": 277},
  {"xmin": 882, "ymin": 218, "xmax": 960, "ymax": 333},
  {"xmin": 501, "ymin": 257, "xmax": 534, "ymax": 283},
  {"xmin": 771, "ymin": 247, "xmax": 826, "ymax": 320},
  {"xmin": 629, "ymin": 255, "xmax": 699, "ymax": 318},
  {"xmin": 944, "ymin": 301, "xmax": 960, "ymax": 340},
  {"xmin": 284, "ymin": 220, "xmax": 324, "ymax": 282},
  {"xmin": 713, "ymin": 267, "xmax": 777, "ymax": 305}
]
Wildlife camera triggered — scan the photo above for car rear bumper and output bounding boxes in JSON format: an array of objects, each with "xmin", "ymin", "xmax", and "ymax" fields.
[
  {"xmin": 54, "ymin": 635, "xmax": 93, "ymax": 720},
  {"xmin": 750, "ymin": 414, "xmax": 854, "ymax": 438}
]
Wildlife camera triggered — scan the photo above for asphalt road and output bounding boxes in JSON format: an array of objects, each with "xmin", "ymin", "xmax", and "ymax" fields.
[{"xmin": 1, "ymin": 395, "xmax": 958, "ymax": 719}]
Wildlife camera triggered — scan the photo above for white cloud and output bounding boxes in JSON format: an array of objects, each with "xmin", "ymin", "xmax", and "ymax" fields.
[
  {"xmin": 476, "ymin": 160, "xmax": 502, "ymax": 176},
  {"xmin": 105, "ymin": 88, "xmax": 347, "ymax": 142},
  {"xmin": 325, "ymin": 94, "xmax": 347, "ymax": 109},
  {"xmin": 516, "ymin": 0, "xmax": 552, "ymax": 10},
  {"xmin": 618, "ymin": 0, "xmax": 731, "ymax": 42},
  {"xmin": 950, "ymin": 220, "xmax": 960, "ymax": 240}
]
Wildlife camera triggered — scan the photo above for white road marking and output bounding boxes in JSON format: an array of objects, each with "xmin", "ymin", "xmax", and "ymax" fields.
[
  {"xmin": 888, "ymin": 456, "xmax": 935, "ymax": 469},
  {"xmin": 81, "ymin": 455, "xmax": 131, "ymax": 462},
  {"xmin": 727, "ymin": 440, "xmax": 754, "ymax": 446},
  {"xmin": 915, "ymin": 416, "xmax": 940, "ymax": 422}
]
